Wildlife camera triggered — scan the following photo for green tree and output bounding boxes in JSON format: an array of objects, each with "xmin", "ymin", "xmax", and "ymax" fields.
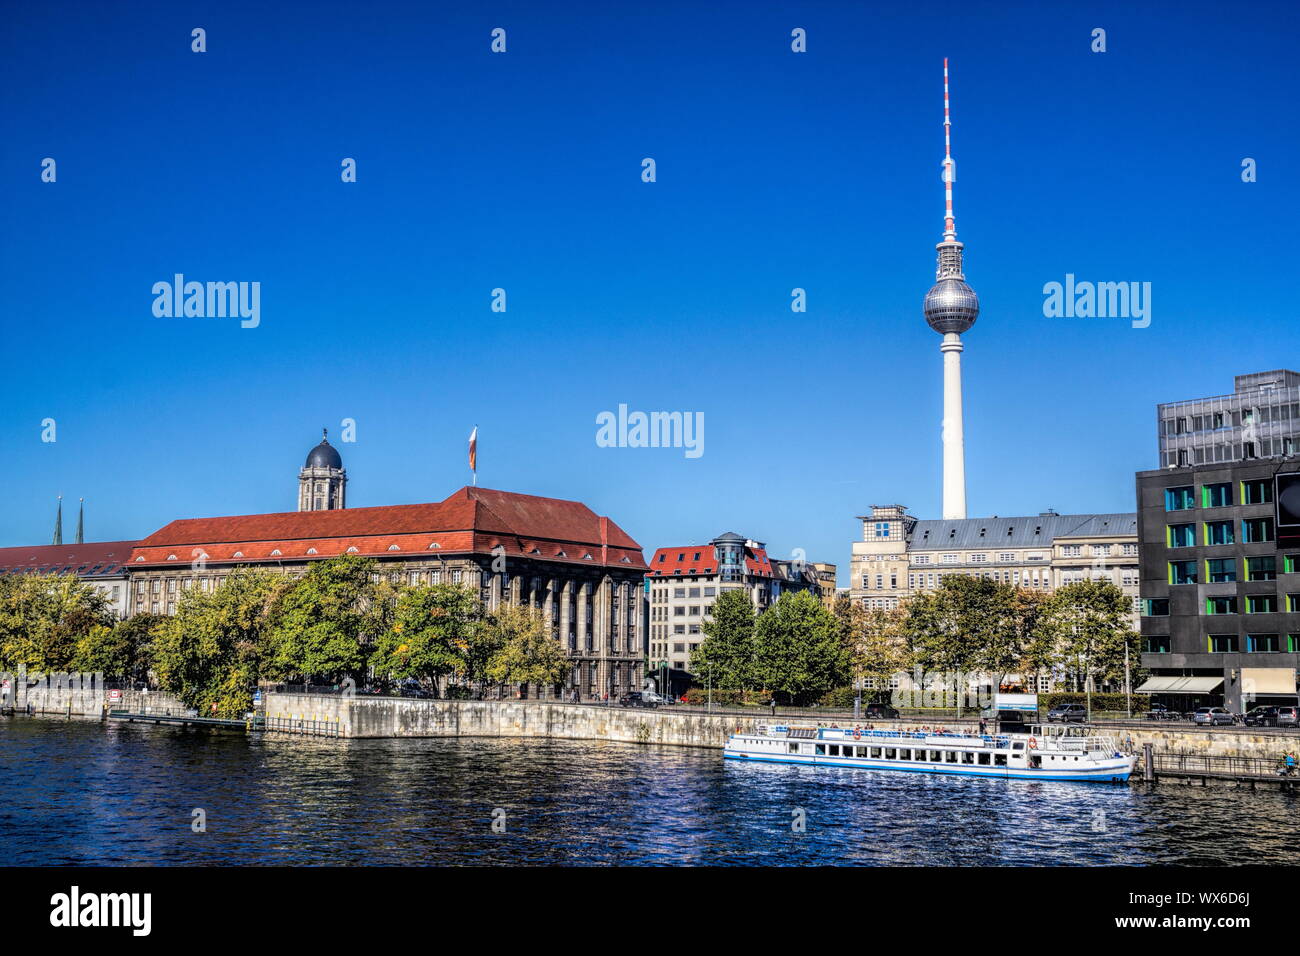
[
  {"xmin": 370, "ymin": 583, "xmax": 486, "ymax": 690},
  {"xmin": 71, "ymin": 613, "xmax": 166, "ymax": 681},
  {"xmin": 484, "ymin": 604, "xmax": 570, "ymax": 691},
  {"xmin": 1043, "ymin": 580, "xmax": 1136, "ymax": 701},
  {"xmin": 751, "ymin": 591, "xmax": 849, "ymax": 705},
  {"xmin": 835, "ymin": 596, "xmax": 911, "ymax": 700},
  {"xmin": 691, "ymin": 588, "xmax": 757, "ymax": 690},
  {"xmin": 264, "ymin": 554, "xmax": 380, "ymax": 684},
  {"xmin": 152, "ymin": 568, "xmax": 281, "ymax": 717},
  {"xmin": 0, "ymin": 573, "xmax": 115, "ymax": 671}
]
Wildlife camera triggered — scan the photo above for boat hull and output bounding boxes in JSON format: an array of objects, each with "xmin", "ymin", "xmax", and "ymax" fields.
[{"xmin": 723, "ymin": 748, "xmax": 1134, "ymax": 783}]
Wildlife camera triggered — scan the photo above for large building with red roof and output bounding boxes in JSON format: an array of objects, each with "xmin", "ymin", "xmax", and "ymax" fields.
[
  {"xmin": 128, "ymin": 486, "xmax": 648, "ymax": 699},
  {"xmin": 0, "ymin": 540, "xmax": 136, "ymax": 619},
  {"xmin": 646, "ymin": 532, "xmax": 829, "ymax": 691}
]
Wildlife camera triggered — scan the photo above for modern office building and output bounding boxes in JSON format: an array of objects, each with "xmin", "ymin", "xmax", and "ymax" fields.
[
  {"xmin": 645, "ymin": 532, "xmax": 829, "ymax": 693},
  {"xmin": 1137, "ymin": 370, "xmax": 1300, "ymax": 711}
]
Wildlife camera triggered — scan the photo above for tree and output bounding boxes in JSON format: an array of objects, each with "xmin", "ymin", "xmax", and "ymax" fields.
[
  {"xmin": 152, "ymin": 568, "xmax": 281, "ymax": 717},
  {"xmin": 370, "ymin": 583, "xmax": 485, "ymax": 690},
  {"xmin": 835, "ymin": 596, "xmax": 911, "ymax": 700},
  {"xmin": 484, "ymin": 605, "xmax": 569, "ymax": 691},
  {"xmin": 691, "ymin": 588, "xmax": 757, "ymax": 690},
  {"xmin": 903, "ymin": 575, "xmax": 1019, "ymax": 714},
  {"xmin": 264, "ymin": 554, "xmax": 379, "ymax": 684},
  {"xmin": 70, "ymin": 613, "xmax": 165, "ymax": 682},
  {"xmin": 0, "ymin": 573, "xmax": 115, "ymax": 672},
  {"xmin": 1043, "ymin": 580, "xmax": 1136, "ymax": 701},
  {"xmin": 751, "ymin": 591, "xmax": 849, "ymax": 705}
]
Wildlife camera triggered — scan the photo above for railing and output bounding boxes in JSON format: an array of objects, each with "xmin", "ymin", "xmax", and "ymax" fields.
[
  {"xmin": 1153, "ymin": 751, "xmax": 1294, "ymax": 780},
  {"xmin": 262, "ymin": 715, "xmax": 341, "ymax": 737}
]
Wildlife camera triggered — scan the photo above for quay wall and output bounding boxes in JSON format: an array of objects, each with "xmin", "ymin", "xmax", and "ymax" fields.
[
  {"xmin": 0, "ymin": 671, "xmax": 187, "ymax": 721},
  {"xmin": 263, "ymin": 693, "xmax": 1300, "ymax": 761}
]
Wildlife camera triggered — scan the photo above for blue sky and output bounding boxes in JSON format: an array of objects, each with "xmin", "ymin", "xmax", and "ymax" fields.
[{"xmin": 1, "ymin": 0, "xmax": 1294, "ymax": 584}]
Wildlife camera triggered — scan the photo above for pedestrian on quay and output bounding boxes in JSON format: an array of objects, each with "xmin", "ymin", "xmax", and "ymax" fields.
[
  {"xmin": 978, "ymin": 717, "xmax": 988, "ymax": 736},
  {"xmin": 770, "ymin": 698, "xmax": 777, "ymax": 717}
]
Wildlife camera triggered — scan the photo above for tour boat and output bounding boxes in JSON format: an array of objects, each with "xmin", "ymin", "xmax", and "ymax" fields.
[{"xmin": 724, "ymin": 724, "xmax": 1135, "ymax": 783}]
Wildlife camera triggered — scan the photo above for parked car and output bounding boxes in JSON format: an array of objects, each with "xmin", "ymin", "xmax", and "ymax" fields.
[
  {"xmin": 1047, "ymin": 703, "xmax": 1087, "ymax": 723},
  {"xmin": 1243, "ymin": 706, "xmax": 1280, "ymax": 727},
  {"xmin": 1146, "ymin": 703, "xmax": 1180, "ymax": 720},
  {"xmin": 864, "ymin": 703, "xmax": 900, "ymax": 719},
  {"xmin": 618, "ymin": 691, "xmax": 657, "ymax": 708},
  {"xmin": 1192, "ymin": 706, "xmax": 1235, "ymax": 726},
  {"xmin": 1277, "ymin": 706, "xmax": 1300, "ymax": 728}
]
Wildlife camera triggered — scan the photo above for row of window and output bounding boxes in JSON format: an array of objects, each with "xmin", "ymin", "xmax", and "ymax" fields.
[
  {"xmin": 1143, "ymin": 634, "xmax": 1300, "ymax": 654},
  {"xmin": 1167, "ymin": 518, "xmax": 1277, "ymax": 547},
  {"xmin": 1165, "ymin": 480, "xmax": 1274, "ymax": 511},
  {"xmin": 1168, "ymin": 555, "xmax": 1295, "ymax": 584},
  {"xmin": 1202, "ymin": 594, "xmax": 1300, "ymax": 615}
]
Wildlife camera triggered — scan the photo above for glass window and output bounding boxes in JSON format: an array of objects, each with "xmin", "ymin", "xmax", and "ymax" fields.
[
  {"xmin": 1202, "ymin": 482, "xmax": 1232, "ymax": 508},
  {"xmin": 1165, "ymin": 486, "xmax": 1195, "ymax": 511},
  {"xmin": 1204, "ymin": 521, "xmax": 1234, "ymax": 546},
  {"xmin": 1142, "ymin": 598, "xmax": 1170, "ymax": 616},
  {"xmin": 1249, "ymin": 634, "xmax": 1281, "ymax": 653},
  {"xmin": 1207, "ymin": 596, "xmax": 1237, "ymax": 615},
  {"xmin": 1206, "ymin": 558, "xmax": 1237, "ymax": 583},
  {"xmin": 1247, "ymin": 595, "xmax": 1278, "ymax": 614},
  {"xmin": 1169, "ymin": 560, "xmax": 1198, "ymax": 585},
  {"xmin": 1242, "ymin": 480, "xmax": 1274, "ymax": 505},
  {"xmin": 1209, "ymin": 635, "xmax": 1238, "ymax": 653},
  {"xmin": 1247, "ymin": 556, "xmax": 1277, "ymax": 582},
  {"xmin": 1168, "ymin": 524, "xmax": 1195, "ymax": 548},
  {"xmin": 1143, "ymin": 635, "xmax": 1171, "ymax": 653},
  {"xmin": 1243, "ymin": 518, "xmax": 1275, "ymax": 543}
]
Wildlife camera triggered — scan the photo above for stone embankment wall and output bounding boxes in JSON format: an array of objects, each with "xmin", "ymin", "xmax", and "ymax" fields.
[
  {"xmin": 0, "ymin": 670, "xmax": 187, "ymax": 721},
  {"xmin": 263, "ymin": 693, "xmax": 1299, "ymax": 761}
]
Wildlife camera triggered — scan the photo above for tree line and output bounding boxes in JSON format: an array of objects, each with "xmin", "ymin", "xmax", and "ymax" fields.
[
  {"xmin": 0, "ymin": 555, "xmax": 569, "ymax": 717},
  {"xmin": 691, "ymin": 576, "xmax": 1140, "ymax": 706}
]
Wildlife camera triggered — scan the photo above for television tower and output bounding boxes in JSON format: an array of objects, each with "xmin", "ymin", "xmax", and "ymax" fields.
[{"xmin": 923, "ymin": 58, "xmax": 980, "ymax": 520}]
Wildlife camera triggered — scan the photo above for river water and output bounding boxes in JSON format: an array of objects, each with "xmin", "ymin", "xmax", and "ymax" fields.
[{"xmin": 2, "ymin": 719, "xmax": 1295, "ymax": 866}]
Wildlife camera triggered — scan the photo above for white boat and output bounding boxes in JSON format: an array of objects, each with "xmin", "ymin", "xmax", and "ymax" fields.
[{"xmin": 724, "ymin": 723, "xmax": 1135, "ymax": 783}]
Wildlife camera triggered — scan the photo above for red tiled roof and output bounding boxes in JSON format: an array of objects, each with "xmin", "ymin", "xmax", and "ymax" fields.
[
  {"xmin": 0, "ymin": 540, "xmax": 136, "ymax": 577},
  {"xmin": 129, "ymin": 487, "xmax": 646, "ymax": 570},
  {"xmin": 648, "ymin": 543, "xmax": 773, "ymax": 578}
]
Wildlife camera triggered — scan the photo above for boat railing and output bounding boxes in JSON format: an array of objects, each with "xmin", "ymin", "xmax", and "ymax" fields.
[
  {"xmin": 755, "ymin": 725, "xmax": 1010, "ymax": 746},
  {"xmin": 1048, "ymin": 735, "xmax": 1119, "ymax": 752}
]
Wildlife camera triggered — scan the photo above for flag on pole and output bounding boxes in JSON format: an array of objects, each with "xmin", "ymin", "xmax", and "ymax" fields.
[{"xmin": 468, "ymin": 426, "xmax": 478, "ymax": 484}]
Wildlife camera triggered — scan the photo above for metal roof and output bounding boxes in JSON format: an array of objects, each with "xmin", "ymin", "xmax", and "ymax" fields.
[{"xmin": 907, "ymin": 513, "xmax": 1137, "ymax": 550}]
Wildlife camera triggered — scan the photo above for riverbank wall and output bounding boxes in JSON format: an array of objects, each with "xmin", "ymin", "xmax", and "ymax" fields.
[
  {"xmin": 263, "ymin": 693, "xmax": 1300, "ymax": 761},
  {"xmin": 0, "ymin": 670, "xmax": 187, "ymax": 721}
]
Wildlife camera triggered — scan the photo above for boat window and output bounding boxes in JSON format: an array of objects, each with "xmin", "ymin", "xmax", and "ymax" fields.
[
  {"xmin": 978, "ymin": 752, "xmax": 991, "ymax": 765},
  {"xmin": 788, "ymin": 743, "xmax": 798, "ymax": 754},
  {"xmin": 944, "ymin": 751, "xmax": 957, "ymax": 763},
  {"xmin": 961, "ymin": 751, "xmax": 974, "ymax": 764},
  {"xmin": 885, "ymin": 748, "xmax": 896, "ymax": 760},
  {"xmin": 828, "ymin": 745, "xmax": 839, "ymax": 756},
  {"xmin": 870, "ymin": 748, "xmax": 882, "ymax": 759},
  {"xmin": 1013, "ymin": 742, "xmax": 1025, "ymax": 751},
  {"xmin": 929, "ymin": 750, "xmax": 941, "ymax": 762},
  {"xmin": 815, "ymin": 744, "xmax": 825, "ymax": 755},
  {"xmin": 995, "ymin": 754, "xmax": 1007, "ymax": 766}
]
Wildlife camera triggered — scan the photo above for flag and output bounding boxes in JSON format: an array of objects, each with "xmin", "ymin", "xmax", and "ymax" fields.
[{"xmin": 468, "ymin": 426, "xmax": 478, "ymax": 473}]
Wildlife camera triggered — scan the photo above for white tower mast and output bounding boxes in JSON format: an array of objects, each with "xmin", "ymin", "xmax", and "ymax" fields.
[{"xmin": 923, "ymin": 58, "xmax": 980, "ymax": 520}]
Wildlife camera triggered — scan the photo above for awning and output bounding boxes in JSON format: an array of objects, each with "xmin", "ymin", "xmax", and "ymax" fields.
[
  {"xmin": 1136, "ymin": 676, "xmax": 1224, "ymax": 693},
  {"xmin": 1242, "ymin": 668, "xmax": 1297, "ymax": 696}
]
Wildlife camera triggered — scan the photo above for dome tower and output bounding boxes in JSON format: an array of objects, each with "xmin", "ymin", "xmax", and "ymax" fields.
[{"xmin": 298, "ymin": 428, "xmax": 347, "ymax": 511}]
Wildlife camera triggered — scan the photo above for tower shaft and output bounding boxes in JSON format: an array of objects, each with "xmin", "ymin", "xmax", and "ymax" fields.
[{"xmin": 941, "ymin": 334, "xmax": 966, "ymax": 519}]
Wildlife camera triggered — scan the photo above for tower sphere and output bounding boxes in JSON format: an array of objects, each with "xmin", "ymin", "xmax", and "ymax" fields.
[{"xmin": 924, "ymin": 277, "xmax": 979, "ymax": 334}]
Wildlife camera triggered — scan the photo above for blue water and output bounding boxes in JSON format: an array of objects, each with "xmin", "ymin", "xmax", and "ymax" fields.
[{"xmin": 2, "ymin": 719, "xmax": 1295, "ymax": 865}]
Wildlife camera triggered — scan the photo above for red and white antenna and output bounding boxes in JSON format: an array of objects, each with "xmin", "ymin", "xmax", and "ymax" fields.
[{"xmin": 942, "ymin": 57, "xmax": 957, "ymax": 241}]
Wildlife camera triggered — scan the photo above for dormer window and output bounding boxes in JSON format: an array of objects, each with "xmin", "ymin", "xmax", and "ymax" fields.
[
  {"xmin": 556, "ymin": 550, "xmax": 567, "ymax": 558},
  {"xmin": 306, "ymin": 548, "xmax": 318, "ymax": 555},
  {"xmin": 583, "ymin": 553, "xmax": 593, "ymax": 560},
  {"xmin": 233, "ymin": 551, "xmax": 244, "ymax": 558},
  {"xmin": 388, "ymin": 545, "xmax": 401, "ymax": 551},
  {"xmin": 270, "ymin": 549, "xmax": 282, "ymax": 556},
  {"xmin": 167, "ymin": 554, "xmax": 177, "ymax": 561},
  {"xmin": 427, "ymin": 542, "xmax": 441, "ymax": 549},
  {"xmin": 346, "ymin": 546, "xmax": 359, "ymax": 554}
]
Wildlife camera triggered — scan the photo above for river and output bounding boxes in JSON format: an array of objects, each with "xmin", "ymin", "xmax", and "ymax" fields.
[{"xmin": 2, "ymin": 719, "xmax": 1295, "ymax": 865}]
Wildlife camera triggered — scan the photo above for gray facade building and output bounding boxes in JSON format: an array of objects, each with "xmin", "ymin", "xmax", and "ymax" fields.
[{"xmin": 1138, "ymin": 371, "xmax": 1300, "ymax": 712}]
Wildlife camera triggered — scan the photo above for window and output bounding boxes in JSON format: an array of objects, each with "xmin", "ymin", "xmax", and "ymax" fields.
[
  {"xmin": 1242, "ymin": 518, "xmax": 1274, "ymax": 543},
  {"xmin": 1289, "ymin": 594, "xmax": 1300, "ymax": 613},
  {"xmin": 970, "ymin": 553, "xmax": 987, "ymax": 563},
  {"xmin": 1143, "ymin": 635, "xmax": 1171, "ymax": 653},
  {"xmin": 1203, "ymin": 482, "xmax": 1232, "ymax": 508},
  {"xmin": 1242, "ymin": 480, "xmax": 1273, "ymax": 505},
  {"xmin": 1167, "ymin": 524, "xmax": 1195, "ymax": 548},
  {"xmin": 1204, "ymin": 521, "xmax": 1234, "ymax": 546},
  {"xmin": 1206, "ymin": 558, "xmax": 1237, "ymax": 583},
  {"xmin": 1209, "ymin": 635, "xmax": 1238, "ymax": 653},
  {"xmin": 1285, "ymin": 555, "xmax": 1299, "ymax": 575},
  {"xmin": 874, "ymin": 522, "xmax": 890, "ymax": 538},
  {"xmin": 1169, "ymin": 560, "xmax": 1198, "ymax": 585},
  {"xmin": 1249, "ymin": 634, "xmax": 1281, "ymax": 653},
  {"xmin": 1206, "ymin": 596, "xmax": 1237, "ymax": 615},
  {"xmin": 1142, "ymin": 598, "xmax": 1170, "ymax": 616},
  {"xmin": 1247, "ymin": 595, "xmax": 1278, "ymax": 614},
  {"xmin": 941, "ymin": 554, "xmax": 958, "ymax": 564},
  {"xmin": 998, "ymin": 552, "xmax": 1015, "ymax": 562},
  {"xmin": 1165, "ymin": 486, "xmax": 1195, "ymax": 511},
  {"xmin": 1247, "ymin": 556, "xmax": 1277, "ymax": 582},
  {"xmin": 1062, "ymin": 545, "xmax": 1082, "ymax": 557}
]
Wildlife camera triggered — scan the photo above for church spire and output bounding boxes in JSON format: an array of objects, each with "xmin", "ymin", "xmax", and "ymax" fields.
[
  {"xmin": 52, "ymin": 496, "xmax": 63, "ymax": 546},
  {"xmin": 76, "ymin": 498, "xmax": 84, "ymax": 545}
]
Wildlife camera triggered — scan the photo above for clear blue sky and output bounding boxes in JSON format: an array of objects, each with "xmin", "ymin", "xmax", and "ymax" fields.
[{"xmin": 1, "ymin": 0, "xmax": 1294, "ymax": 585}]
